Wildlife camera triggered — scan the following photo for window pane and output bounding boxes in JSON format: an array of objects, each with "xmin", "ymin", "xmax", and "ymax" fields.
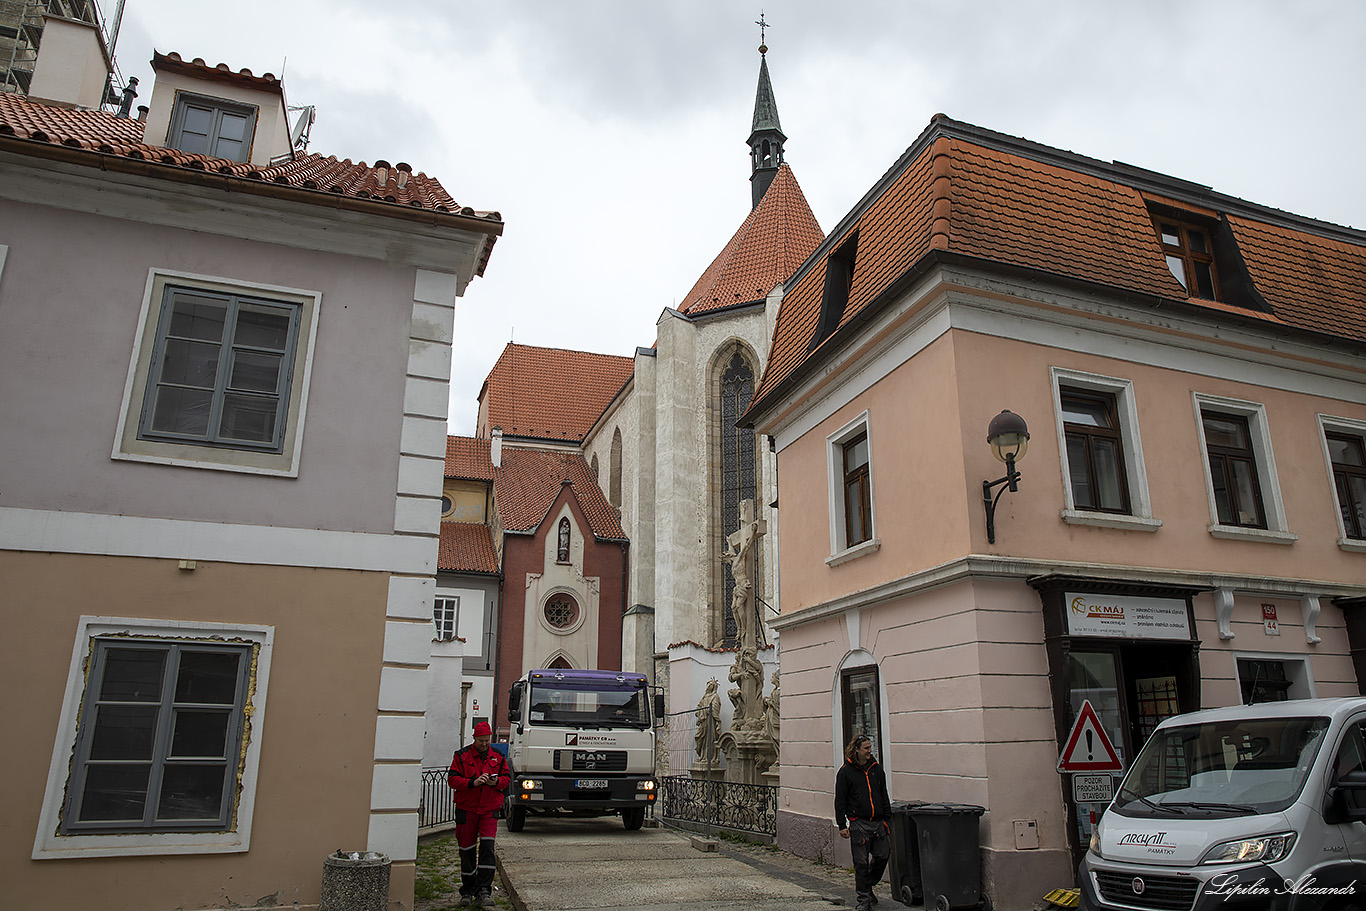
[
  {"xmin": 844, "ymin": 670, "xmax": 879, "ymax": 758},
  {"xmin": 234, "ymin": 304, "xmax": 291, "ymax": 350},
  {"xmin": 100, "ymin": 649, "xmax": 166, "ymax": 702},
  {"xmin": 846, "ymin": 479, "xmax": 868, "ymax": 546},
  {"xmin": 168, "ymin": 295, "xmax": 227, "ymax": 341},
  {"xmin": 1346, "ymin": 476, "xmax": 1366, "ymax": 539},
  {"xmin": 157, "ymin": 764, "xmax": 226, "ymax": 820},
  {"xmin": 1229, "ymin": 458, "xmax": 1264, "ymax": 526},
  {"xmin": 844, "ymin": 436, "xmax": 869, "ymax": 471},
  {"xmin": 79, "ymin": 764, "xmax": 150, "ymax": 821},
  {"xmin": 89, "ymin": 705, "xmax": 159, "ymax": 760},
  {"xmin": 218, "ymin": 393, "xmax": 278, "ymax": 443},
  {"xmin": 160, "ymin": 339, "xmax": 221, "ymax": 388},
  {"xmin": 178, "ymin": 131, "xmax": 208, "ymax": 155},
  {"xmin": 1329, "ymin": 436, "xmax": 1365, "ymax": 467},
  {"xmin": 1193, "ymin": 262, "xmax": 1215, "ymax": 299},
  {"xmin": 1159, "ymin": 224, "xmax": 1181, "ymax": 247},
  {"xmin": 1203, "ymin": 414, "xmax": 1249, "ymax": 449},
  {"xmin": 182, "ymin": 106, "xmax": 213, "ymax": 136},
  {"xmin": 1188, "ymin": 230, "xmax": 1209, "ymax": 254},
  {"xmin": 228, "ymin": 350, "xmax": 282, "ymax": 393},
  {"xmin": 1210, "ymin": 456, "xmax": 1235, "ymax": 525},
  {"xmin": 217, "ymin": 111, "xmax": 248, "ymax": 142},
  {"xmin": 1062, "ymin": 396, "xmax": 1112, "ymax": 428},
  {"xmin": 151, "ymin": 386, "xmax": 213, "ymax": 435},
  {"xmin": 213, "ymin": 138, "xmax": 244, "ymax": 161},
  {"xmin": 175, "ymin": 651, "xmax": 241, "ymax": 704},
  {"xmin": 170, "ymin": 709, "xmax": 230, "ymax": 758},
  {"xmin": 1165, "ymin": 255, "xmax": 1187, "ymax": 289},
  {"xmin": 1093, "ymin": 438, "xmax": 1125, "ymax": 510},
  {"xmin": 1066, "ymin": 435, "xmax": 1094, "ymax": 509}
]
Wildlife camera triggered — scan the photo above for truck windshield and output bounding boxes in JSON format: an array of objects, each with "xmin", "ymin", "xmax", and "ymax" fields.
[
  {"xmin": 528, "ymin": 683, "xmax": 650, "ymax": 729},
  {"xmin": 1115, "ymin": 715, "xmax": 1330, "ymax": 818}
]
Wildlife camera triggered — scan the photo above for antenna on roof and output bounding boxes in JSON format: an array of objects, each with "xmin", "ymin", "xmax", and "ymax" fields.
[{"xmin": 288, "ymin": 105, "xmax": 315, "ymax": 152}]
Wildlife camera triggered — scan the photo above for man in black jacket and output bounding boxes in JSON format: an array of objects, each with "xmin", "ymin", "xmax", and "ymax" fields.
[{"xmin": 835, "ymin": 733, "xmax": 891, "ymax": 911}]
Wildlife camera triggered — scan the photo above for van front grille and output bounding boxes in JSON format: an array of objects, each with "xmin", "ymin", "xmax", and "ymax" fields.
[{"xmin": 1093, "ymin": 870, "xmax": 1198, "ymax": 911}]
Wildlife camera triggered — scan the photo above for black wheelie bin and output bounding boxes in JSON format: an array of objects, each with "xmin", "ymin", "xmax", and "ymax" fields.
[{"xmin": 906, "ymin": 802, "xmax": 987, "ymax": 910}]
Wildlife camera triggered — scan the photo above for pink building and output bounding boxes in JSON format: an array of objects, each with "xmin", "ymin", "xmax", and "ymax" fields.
[
  {"xmin": 0, "ymin": 34, "xmax": 500, "ymax": 911},
  {"xmin": 746, "ymin": 116, "xmax": 1366, "ymax": 907}
]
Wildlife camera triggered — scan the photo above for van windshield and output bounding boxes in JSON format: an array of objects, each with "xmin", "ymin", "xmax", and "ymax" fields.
[
  {"xmin": 527, "ymin": 682, "xmax": 650, "ymax": 729},
  {"xmin": 1115, "ymin": 715, "xmax": 1330, "ymax": 818}
]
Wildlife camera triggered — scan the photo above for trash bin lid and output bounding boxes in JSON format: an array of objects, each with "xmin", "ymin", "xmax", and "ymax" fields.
[
  {"xmin": 325, "ymin": 850, "xmax": 391, "ymax": 866},
  {"xmin": 907, "ymin": 802, "xmax": 984, "ymax": 816}
]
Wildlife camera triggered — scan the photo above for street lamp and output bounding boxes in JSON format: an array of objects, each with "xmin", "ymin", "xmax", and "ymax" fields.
[{"xmin": 982, "ymin": 410, "xmax": 1029, "ymax": 545}]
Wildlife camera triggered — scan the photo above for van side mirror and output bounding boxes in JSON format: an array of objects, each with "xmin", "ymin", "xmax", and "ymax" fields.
[
  {"xmin": 653, "ymin": 693, "xmax": 666, "ymax": 723},
  {"xmin": 507, "ymin": 682, "xmax": 524, "ymax": 723}
]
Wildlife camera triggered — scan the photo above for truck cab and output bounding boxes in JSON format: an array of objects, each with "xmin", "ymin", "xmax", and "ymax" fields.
[
  {"xmin": 1080, "ymin": 697, "xmax": 1366, "ymax": 910},
  {"xmin": 504, "ymin": 668, "xmax": 662, "ymax": 831}
]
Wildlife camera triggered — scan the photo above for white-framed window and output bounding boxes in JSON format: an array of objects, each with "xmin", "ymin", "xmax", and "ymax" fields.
[
  {"xmin": 168, "ymin": 91, "xmax": 257, "ymax": 162},
  {"xmin": 113, "ymin": 270, "xmax": 320, "ymax": 476},
  {"xmin": 1050, "ymin": 368, "xmax": 1159, "ymax": 532},
  {"xmin": 34, "ymin": 617, "xmax": 273, "ymax": 859},
  {"xmin": 1193, "ymin": 393, "xmax": 1295, "ymax": 544},
  {"xmin": 1234, "ymin": 653, "xmax": 1314, "ymax": 704},
  {"xmin": 434, "ymin": 596, "xmax": 460, "ymax": 641},
  {"xmin": 1318, "ymin": 414, "xmax": 1366, "ymax": 553},
  {"xmin": 825, "ymin": 411, "xmax": 879, "ymax": 565}
]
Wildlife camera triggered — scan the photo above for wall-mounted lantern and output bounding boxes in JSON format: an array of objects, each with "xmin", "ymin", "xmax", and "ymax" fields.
[{"xmin": 982, "ymin": 410, "xmax": 1029, "ymax": 545}]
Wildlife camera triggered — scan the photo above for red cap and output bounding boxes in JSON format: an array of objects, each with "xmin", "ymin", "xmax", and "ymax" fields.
[{"xmin": 473, "ymin": 721, "xmax": 492, "ymax": 737}]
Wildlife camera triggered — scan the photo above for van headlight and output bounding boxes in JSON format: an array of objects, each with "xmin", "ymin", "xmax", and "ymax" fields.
[
  {"xmin": 1088, "ymin": 829, "xmax": 1102, "ymax": 858},
  {"xmin": 521, "ymin": 779, "xmax": 540, "ymax": 790},
  {"xmin": 1201, "ymin": 832, "xmax": 1296, "ymax": 865},
  {"xmin": 638, "ymin": 780, "xmax": 656, "ymax": 791}
]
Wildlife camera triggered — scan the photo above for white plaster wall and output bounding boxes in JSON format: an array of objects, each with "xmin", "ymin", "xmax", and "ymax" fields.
[
  {"xmin": 422, "ymin": 639, "xmax": 465, "ymax": 768},
  {"xmin": 522, "ymin": 505, "xmax": 600, "ymax": 670},
  {"xmin": 28, "ymin": 17, "xmax": 108, "ymax": 109}
]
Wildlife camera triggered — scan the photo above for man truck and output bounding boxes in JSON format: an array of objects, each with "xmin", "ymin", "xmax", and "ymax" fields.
[{"xmin": 503, "ymin": 668, "xmax": 662, "ymax": 831}]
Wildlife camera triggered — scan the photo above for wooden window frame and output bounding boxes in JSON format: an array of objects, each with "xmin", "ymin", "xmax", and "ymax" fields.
[
  {"xmin": 1202, "ymin": 410, "xmax": 1267, "ymax": 529},
  {"xmin": 1153, "ymin": 215, "xmax": 1219, "ymax": 301},
  {"xmin": 1061, "ymin": 387, "xmax": 1132, "ymax": 515},
  {"xmin": 1328, "ymin": 431, "xmax": 1366, "ymax": 540},
  {"xmin": 840, "ymin": 664, "xmax": 882, "ymax": 760},
  {"xmin": 842, "ymin": 431, "xmax": 872, "ymax": 547}
]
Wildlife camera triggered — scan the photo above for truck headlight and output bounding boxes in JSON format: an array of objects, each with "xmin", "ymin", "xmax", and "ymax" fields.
[
  {"xmin": 521, "ymin": 779, "xmax": 540, "ymax": 791},
  {"xmin": 638, "ymin": 780, "xmax": 656, "ymax": 791},
  {"xmin": 1088, "ymin": 829, "xmax": 1102, "ymax": 858},
  {"xmin": 1201, "ymin": 832, "xmax": 1296, "ymax": 865}
]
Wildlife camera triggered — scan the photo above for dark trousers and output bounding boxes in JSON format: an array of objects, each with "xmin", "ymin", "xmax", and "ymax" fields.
[
  {"xmin": 850, "ymin": 818, "xmax": 890, "ymax": 900},
  {"xmin": 456, "ymin": 812, "xmax": 499, "ymax": 897}
]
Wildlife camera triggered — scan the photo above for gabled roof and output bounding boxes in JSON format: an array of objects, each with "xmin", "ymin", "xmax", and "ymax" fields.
[
  {"xmin": 495, "ymin": 447, "xmax": 625, "ymax": 541},
  {"xmin": 438, "ymin": 522, "xmax": 499, "ymax": 575},
  {"xmin": 678, "ymin": 163, "xmax": 824, "ymax": 317},
  {"xmin": 0, "ymin": 90, "xmax": 502, "ymax": 272},
  {"xmin": 752, "ymin": 115, "xmax": 1366, "ymax": 415},
  {"xmin": 478, "ymin": 343, "xmax": 634, "ymax": 444},
  {"xmin": 151, "ymin": 51, "xmax": 284, "ymax": 95}
]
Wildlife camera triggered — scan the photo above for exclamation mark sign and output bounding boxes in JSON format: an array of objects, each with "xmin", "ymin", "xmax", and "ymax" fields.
[{"xmin": 1086, "ymin": 730, "xmax": 1094, "ymax": 761}]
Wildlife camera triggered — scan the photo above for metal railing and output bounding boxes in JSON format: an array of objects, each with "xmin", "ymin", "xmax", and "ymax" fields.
[
  {"xmin": 657, "ymin": 704, "xmax": 777, "ymax": 838},
  {"xmin": 419, "ymin": 768, "xmax": 459, "ymax": 832}
]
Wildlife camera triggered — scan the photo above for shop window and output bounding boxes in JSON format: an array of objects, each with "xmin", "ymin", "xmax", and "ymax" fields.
[
  {"xmin": 840, "ymin": 665, "xmax": 882, "ymax": 760},
  {"xmin": 1194, "ymin": 394, "xmax": 1294, "ymax": 543},
  {"xmin": 1153, "ymin": 215, "xmax": 1218, "ymax": 300},
  {"xmin": 1236, "ymin": 657, "xmax": 1311, "ymax": 704},
  {"xmin": 1326, "ymin": 431, "xmax": 1366, "ymax": 541},
  {"xmin": 434, "ymin": 596, "xmax": 459, "ymax": 641},
  {"xmin": 826, "ymin": 412, "xmax": 878, "ymax": 563}
]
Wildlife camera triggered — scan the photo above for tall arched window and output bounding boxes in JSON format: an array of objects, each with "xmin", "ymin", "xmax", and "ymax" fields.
[
  {"xmin": 590, "ymin": 453, "xmax": 599, "ymax": 480},
  {"xmin": 719, "ymin": 349, "xmax": 757, "ymax": 645},
  {"xmin": 557, "ymin": 517, "xmax": 571, "ymax": 563},
  {"xmin": 609, "ymin": 428, "xmax": 623, "ymax": 509}
]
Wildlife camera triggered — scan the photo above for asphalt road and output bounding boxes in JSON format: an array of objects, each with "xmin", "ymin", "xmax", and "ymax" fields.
[{"xmin": 495, "ymin": 816, "xmax": 875, "ymax": 911}]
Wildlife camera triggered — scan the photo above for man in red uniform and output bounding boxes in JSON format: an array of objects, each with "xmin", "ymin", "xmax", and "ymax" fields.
[{"xmin": 448, "ymin": 721, "xmax": 511, "ymax": 908}]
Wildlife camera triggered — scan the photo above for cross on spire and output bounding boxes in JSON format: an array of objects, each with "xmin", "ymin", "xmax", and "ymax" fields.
[{"xmin": 755, "ymin": 11, "xmax": 769, "ymax": 54}]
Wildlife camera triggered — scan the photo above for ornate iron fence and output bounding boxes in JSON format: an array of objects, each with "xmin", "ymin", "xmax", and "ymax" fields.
[
  {"xmin": 419, "ymin": 768, "xmax": 459, "ymax": 831},
  {"xmin": 660, "ymin": 775, "xmax": 777, "ymax": 837}
]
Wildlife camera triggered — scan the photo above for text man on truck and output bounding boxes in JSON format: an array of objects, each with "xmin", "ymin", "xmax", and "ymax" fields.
[{"xmin": 504, "ymin": 668, "xmax": 661, "ymax": 831}]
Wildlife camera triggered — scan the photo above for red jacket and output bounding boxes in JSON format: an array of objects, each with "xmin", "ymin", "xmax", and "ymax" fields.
[{"xmin": 448, "ymin": 745, "xmax": 511, "ymax": 814}]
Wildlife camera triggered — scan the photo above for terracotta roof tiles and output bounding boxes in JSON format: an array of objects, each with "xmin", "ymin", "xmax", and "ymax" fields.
[
  {"xmin": 445, "ymin": 436, "xmax": 495, "ymax": 480},
  {"xmin": 494, "ymin": 447, "xmax": 625, "ymax": 541},
  {"xmin": 479, "ymin": 343, "xmax": 634, "ymax": 443},
  {"xmin": 438, "ymin": 522, "xmax": 499, "ymax": 575}
]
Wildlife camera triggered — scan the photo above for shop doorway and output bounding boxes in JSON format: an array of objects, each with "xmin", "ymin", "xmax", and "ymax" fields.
[{"xmin": 1064, "ymin": 641, "xmax": 1198, "ymax": 867}]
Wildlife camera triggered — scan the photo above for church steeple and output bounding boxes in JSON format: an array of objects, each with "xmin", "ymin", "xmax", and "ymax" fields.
[{"xmin": 748, "ymin": 17, "xmax": 786, "ymax": 209}]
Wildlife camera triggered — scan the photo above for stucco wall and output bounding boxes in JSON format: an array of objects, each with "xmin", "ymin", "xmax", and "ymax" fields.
[
  {"xmin": 0, "ymin": 199, "xmax": 412, "ymax": 535},
  {"xmin": 3, "ymin": 552, "xmax": 387, "ymax": 911}
]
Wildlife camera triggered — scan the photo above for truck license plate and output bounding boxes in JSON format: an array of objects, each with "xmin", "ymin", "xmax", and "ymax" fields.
[{"xmin": 575, "ymin": 779, "xmax": 607, "ymax": 789}]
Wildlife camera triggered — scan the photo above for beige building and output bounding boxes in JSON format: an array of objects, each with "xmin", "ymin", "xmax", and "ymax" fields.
[
  {"xmin": 0, "ymin": 38, "xmax": 500, "ymax": 911},
  {"xmin": 746, "ymin": 115, "xmax": 1366, "ymax": 907}
]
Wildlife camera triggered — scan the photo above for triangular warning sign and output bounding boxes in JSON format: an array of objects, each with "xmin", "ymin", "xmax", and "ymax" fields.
[{"xmin": 1057, "ymin": 699, "xmax": 1123, "ymax": 773}]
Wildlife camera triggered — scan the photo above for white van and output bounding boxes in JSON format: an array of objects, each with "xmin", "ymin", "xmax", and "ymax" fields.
[{"xmin": 1080, "ymin": 697, "xmax": 1366, "ymax": 911}]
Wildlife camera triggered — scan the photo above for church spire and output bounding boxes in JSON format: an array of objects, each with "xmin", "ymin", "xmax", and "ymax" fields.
[{"xmin": 748, "ymin": 14, "xmax": 787, "ymax": 209}]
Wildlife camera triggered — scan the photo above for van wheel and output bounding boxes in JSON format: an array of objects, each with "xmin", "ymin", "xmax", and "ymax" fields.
[
  {"xmin": 622, "ymin": 807, "xmax": 645, "ymax": 830},
  {"xmin": 506, "ymin": 805, "xmax": 526, "ymax": 832}
]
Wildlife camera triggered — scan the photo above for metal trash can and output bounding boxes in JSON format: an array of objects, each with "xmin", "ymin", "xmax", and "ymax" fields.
[
  {"xmin": 321, "ymin": 850, "xmax": 391, "ymax": 911},
  {"xmin": 886, "ymin": 800, "xmax": 925, "ymax": 906},
  {"xmin": 906, "ymin": 803, "xmax": 986, "ymax": 910}
]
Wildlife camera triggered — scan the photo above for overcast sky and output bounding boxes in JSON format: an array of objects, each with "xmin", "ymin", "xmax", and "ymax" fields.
[{"xmin": 114, "ymin": 1, "xmax": 1366, "ymax": 436}]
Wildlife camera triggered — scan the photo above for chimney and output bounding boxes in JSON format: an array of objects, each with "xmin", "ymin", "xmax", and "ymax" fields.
[
  {"xmin": 490, "ymin": 428, "xmax": 503, "ymax": 469},
  {"xmin": 115, "ymin": 76, "xmax": 138, "ymax": 119},
  {"xmin": 136, "ymin": 105, "xmax": 149, "ymax": 122}
]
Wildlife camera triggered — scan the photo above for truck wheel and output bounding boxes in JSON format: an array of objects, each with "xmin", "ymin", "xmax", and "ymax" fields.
[
  {"xmin": 506, "ymin": 805, "xmax": 526, "ymax": 832},
  {"xmin": 621, "ymin": 807, "xmax": 645, "ymax": 830}
]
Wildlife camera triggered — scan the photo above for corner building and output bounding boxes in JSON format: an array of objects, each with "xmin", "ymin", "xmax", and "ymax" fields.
[{"xmin": 745, "ymin": 116, "xmax": 1366, "ymax": 907}]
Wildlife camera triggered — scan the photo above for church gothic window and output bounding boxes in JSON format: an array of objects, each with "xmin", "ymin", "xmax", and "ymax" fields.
[
  {"xmin": 609, "ymin": 428, "xmax": 623, "ymax": 509},
  {"xmin": 719, "ymin": 348, "xmax": 757, "ymax": 646}
]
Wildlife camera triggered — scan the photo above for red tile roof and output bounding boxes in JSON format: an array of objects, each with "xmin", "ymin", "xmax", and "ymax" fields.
[
  {"xmin": 753, "ymin": 116, "xmax": 1366, "ymax": 413},
  {"xmin": 679, "ymin": 163, "xmax": 825, "ymax": 315},
  {"xmin": 495, "ymin": 447, "xmax": 625, "ymax": 541},
  {"xmin": 0, "ymin": 90, "xmax": 502, "ymax": 272},
  {"xmin": 152, "ymin": 51, "xmax": 284, "ymax": 95},
  {"xmin": 438, "ymin": 522, "xmax": 499, "ymax": 574},
  {"xmin": 445, "ymin": 436, "xmax": 495, "ymax": 480},
  {"xmin": 478, "ymin": 343, "xmax": 635, "ymax": 443}
]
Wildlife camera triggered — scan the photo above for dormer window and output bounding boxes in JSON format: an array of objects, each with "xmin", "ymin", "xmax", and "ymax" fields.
[
  {"xmin": 1154, "ymin": 216, "xmax": 1218, "ymax": 300},
  {"xmin": 169, "ymin": 92, "xmax": 257, "ymax": 162},
  {"xmin": 808, "ymin": 231, "xmax": 858, "ymax": 352}
]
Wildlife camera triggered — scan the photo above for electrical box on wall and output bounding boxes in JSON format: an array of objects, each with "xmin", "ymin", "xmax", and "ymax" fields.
[{"xmin": 1014, "ymin": 819, "xmax": 1039, "ymax": 850}]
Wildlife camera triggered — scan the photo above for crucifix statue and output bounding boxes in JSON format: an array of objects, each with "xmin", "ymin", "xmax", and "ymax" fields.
[{"xmin": 723, "ymin": 498, "xmax": 767, "ymax": 651}]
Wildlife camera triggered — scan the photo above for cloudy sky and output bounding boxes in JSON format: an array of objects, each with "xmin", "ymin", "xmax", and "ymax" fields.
[{"xmin": 113, "ymin": 1, "xmax": 1366, "ymax": 436}]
